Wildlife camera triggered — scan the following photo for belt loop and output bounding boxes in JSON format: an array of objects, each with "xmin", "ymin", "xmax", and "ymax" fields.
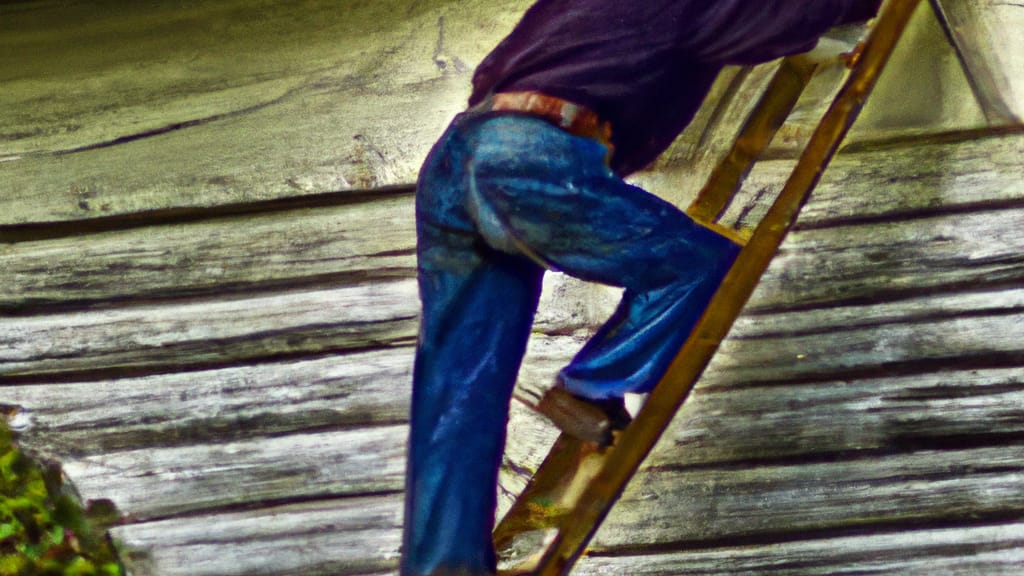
[{"xmin": 559, "ymin": 102, "xmax": 579, "ymax": 130}]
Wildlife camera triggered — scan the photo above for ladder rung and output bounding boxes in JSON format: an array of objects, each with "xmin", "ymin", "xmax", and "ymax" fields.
[{"xmin": 687, "ymin": 55, "xmax": 819, "ymax": 224}]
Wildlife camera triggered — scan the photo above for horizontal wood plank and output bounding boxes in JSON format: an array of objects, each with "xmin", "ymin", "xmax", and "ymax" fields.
[
  {"xmin": 1, "ymin": 349, "xmax": 414, "ymax": 456},
  {"xmin": 652, "ymin": 366, "xmax": 1024, "ymax": 469},
  {"xmin": 0, "ymin": 280, "xmax": 420, "ymax": 379},
  {"xmin": 8, "ymin": 326, "xmax": 1020, "ymax": 518},
  {"xmin": 513, "ymin": 286, "xmax": 1024, "ymax": 400},
  {"xmin": 0, "ymin": 197, "xmax": 416, "ymax": 310},
  {"xmin": 725, "ymin": 131, "xmax": 1024, "ymax": 231},
  {"xmin": 114, "ymin": 508, "xmax": 1024, "ymax": 576},
  {"xmin": 5, "ymin": 286, "xmax": 1018, "ymax": 572},
  {"xmin": 579, "ymin": 521, "xmax": 1024, "ymax": 575},
  {"xmin": 748, "ymin": 205, "xmax": 1024, "ymax": 311},
  {"xmin": 737, "ymin": 285, "xmax": 1024, "ymax": 338},
  {"xmin": 0, "ymin": 344, "xmax": 555, "ymax": 518},
  {"xmin": 65, "ymin": 426, "xmax": 406, "ymax": 521},
  {"xmin": 709, "ymin": 306, "xmax": 1024, "ymax": 387},
  {"xmin": 106, "ymin": 444, "xmax": 1024, "ymax": 574},
  {"xmin": 110, "ymin": 495, "xmax": 403, "ymax": 576},
  {"xmin": 11, "ymin": 328, "xmax": 1009, "ymax": 469},
  {"xmin": 594, "ymin": 444, "xmax": 1024, "ymax": 549},
  {"xmin": 0, "ymin": 277, "xmax": 611, "ymax": 382},
  {"xmin": 14, "ymin": 298, "xmax": 1016, "ymax": 525},
  {"xmin": 6, "ymin": 280, "xmax": 1022, "ymax": 471}
]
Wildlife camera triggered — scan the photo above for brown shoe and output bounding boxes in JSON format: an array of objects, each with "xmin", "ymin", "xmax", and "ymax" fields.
[{"xmin": 536, "ymin": 385, "xmax": 632, "ymax": 447}]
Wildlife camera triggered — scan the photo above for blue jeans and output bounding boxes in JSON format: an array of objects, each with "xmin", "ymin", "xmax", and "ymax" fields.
[{"xmin": 402, "ymin": 112, "xmax": 740, "ymax": 576}]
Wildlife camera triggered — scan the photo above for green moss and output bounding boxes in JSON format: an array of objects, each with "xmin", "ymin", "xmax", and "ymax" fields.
[{"xmin": 0, "ymin": 424, "xmax": 123, "ymax": 576}]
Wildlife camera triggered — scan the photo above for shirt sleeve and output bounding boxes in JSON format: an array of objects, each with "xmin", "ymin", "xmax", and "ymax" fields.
[{"xmin": 684, "ymin": 0, "xmax": 883, "ymax": 65}]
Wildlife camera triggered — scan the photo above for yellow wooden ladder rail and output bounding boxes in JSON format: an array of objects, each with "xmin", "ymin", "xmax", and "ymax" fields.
[{"xmin": 493, "ymin": 1, "xmax": 922, "ymax": 574}]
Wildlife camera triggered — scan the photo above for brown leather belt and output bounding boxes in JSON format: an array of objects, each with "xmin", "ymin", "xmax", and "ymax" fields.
[{"xmin": 485, "ymin": 91, "xmax": 613, "ymax": 151}]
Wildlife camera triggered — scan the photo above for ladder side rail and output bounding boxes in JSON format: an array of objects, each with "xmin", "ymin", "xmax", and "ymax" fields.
[
  {"xmin": 687, "ymin": 56, "xmax": 819, "ymax": 223},
  {"xmin": 494, "ymin": 55, "xmax": 819, "ymax": 553}
]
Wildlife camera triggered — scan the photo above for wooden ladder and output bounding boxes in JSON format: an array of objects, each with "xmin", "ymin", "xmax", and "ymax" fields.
[{"xmin": 494, "ymin": 1, "xmax": 922, "ymax": 574}]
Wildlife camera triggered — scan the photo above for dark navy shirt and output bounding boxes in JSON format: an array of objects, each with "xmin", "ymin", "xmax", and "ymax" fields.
[{"xmin": 470, "ymin": 0, "xmax": 881, "ymax": 175}]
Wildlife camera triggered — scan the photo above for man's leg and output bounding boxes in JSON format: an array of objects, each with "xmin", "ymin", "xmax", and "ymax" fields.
[
  {"xmin": 404, "ymin": 249, "xmax": 542, "ymax": 575},
  {"xmin": 464, "ymin": 115, "xmax": 741, "ymax": 402},
  {"xmin": 403, "ymin": 118, "xmax": 544, "ymax": 576},
  {"xmin": 402, "ymin": 112, "xmax": 738, "ymax": 574}
]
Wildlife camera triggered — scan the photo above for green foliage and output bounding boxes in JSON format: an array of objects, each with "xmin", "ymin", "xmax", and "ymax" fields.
[{"xmin": 0, "ymin": 425, "xmax": 123, "ymax": 576}]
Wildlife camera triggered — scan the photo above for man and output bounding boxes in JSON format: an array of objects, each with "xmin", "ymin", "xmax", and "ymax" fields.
[{"xmin": 403, "ymin": 1, "xmax": 882, "ymax": 574}]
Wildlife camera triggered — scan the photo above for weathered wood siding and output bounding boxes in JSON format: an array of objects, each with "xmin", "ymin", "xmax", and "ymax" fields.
[
  {"xmin": 2, "ymin": 1, "xmax": 1023, "ymax": 575},
  {"xmin": 0, "ymin": 0, "xmax": 532, "ymax": 224}
]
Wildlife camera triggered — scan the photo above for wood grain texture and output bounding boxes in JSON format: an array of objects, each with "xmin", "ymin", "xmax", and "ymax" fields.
[
  {"xmin": 113, "ymin": 513, "xmax": 1024, "ymax": 576},
  {"xmin": 593, "ymin": 443, "xmax": 1024, "ymax": 549},
  {"xmin": 727, "ymin": 131, "xmax": 1024, "ymax": 232},
  {"xmin": 0, "ymin": 280, "xmax": 419, "ymax": 379},
  {"xmin": 64, "ymin": 426, "xmax": 407, "ymax": 522},
  {"xmin": 0, "ymin": 196, "xmax": 416, "ymax": 310},
  {"xmin": 1, "ymin": 344, "xmax": 558, "ymax": 521},
  {"xmin": 0, "ymin": 0, "xmax": 531, "ymax": 225},
  {"xmin": 9, "ymin": 289, "xmax": 1017, "ymax": 552},
  {"xmin": 2, "ymin": 137, "xmax": 1020, "ymax": 573},
  {"xmin": 654, "ymin": 364, "xmax": 1024, "ymax": 469},
  {"xmin": 2, "ymin": 349, "xmax": 414, "ymax": 456},
  {"xmin": 0, "ymin": 0, "xmax": 994, "ymax": 229},
  {"xmin": 4, "ymin": 2, "xmax": 1023, "ymax": 572},
  {"xmin": 578, "ymin": 521, "xmax": 1024, "ymax": 575},
  {"xmin": 110, "ymin": 495, "xmax": 403, "ymax": 576},
  {"xmin": 710, "ymin": 296, "xmax": 1024, "ymax": 386},
  {"xmin": 9, "ymin": 305, "xmax": 1020, "ymax": 521},
  {"xmin": 748, "ymin": 206, "xmax": 1024, "ymax": 311}
]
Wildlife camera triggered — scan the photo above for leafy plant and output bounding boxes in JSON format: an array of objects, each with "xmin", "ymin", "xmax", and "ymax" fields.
[{"xmin": 0, "ymin": 424, "xmax": 123, "ymax": 576}]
